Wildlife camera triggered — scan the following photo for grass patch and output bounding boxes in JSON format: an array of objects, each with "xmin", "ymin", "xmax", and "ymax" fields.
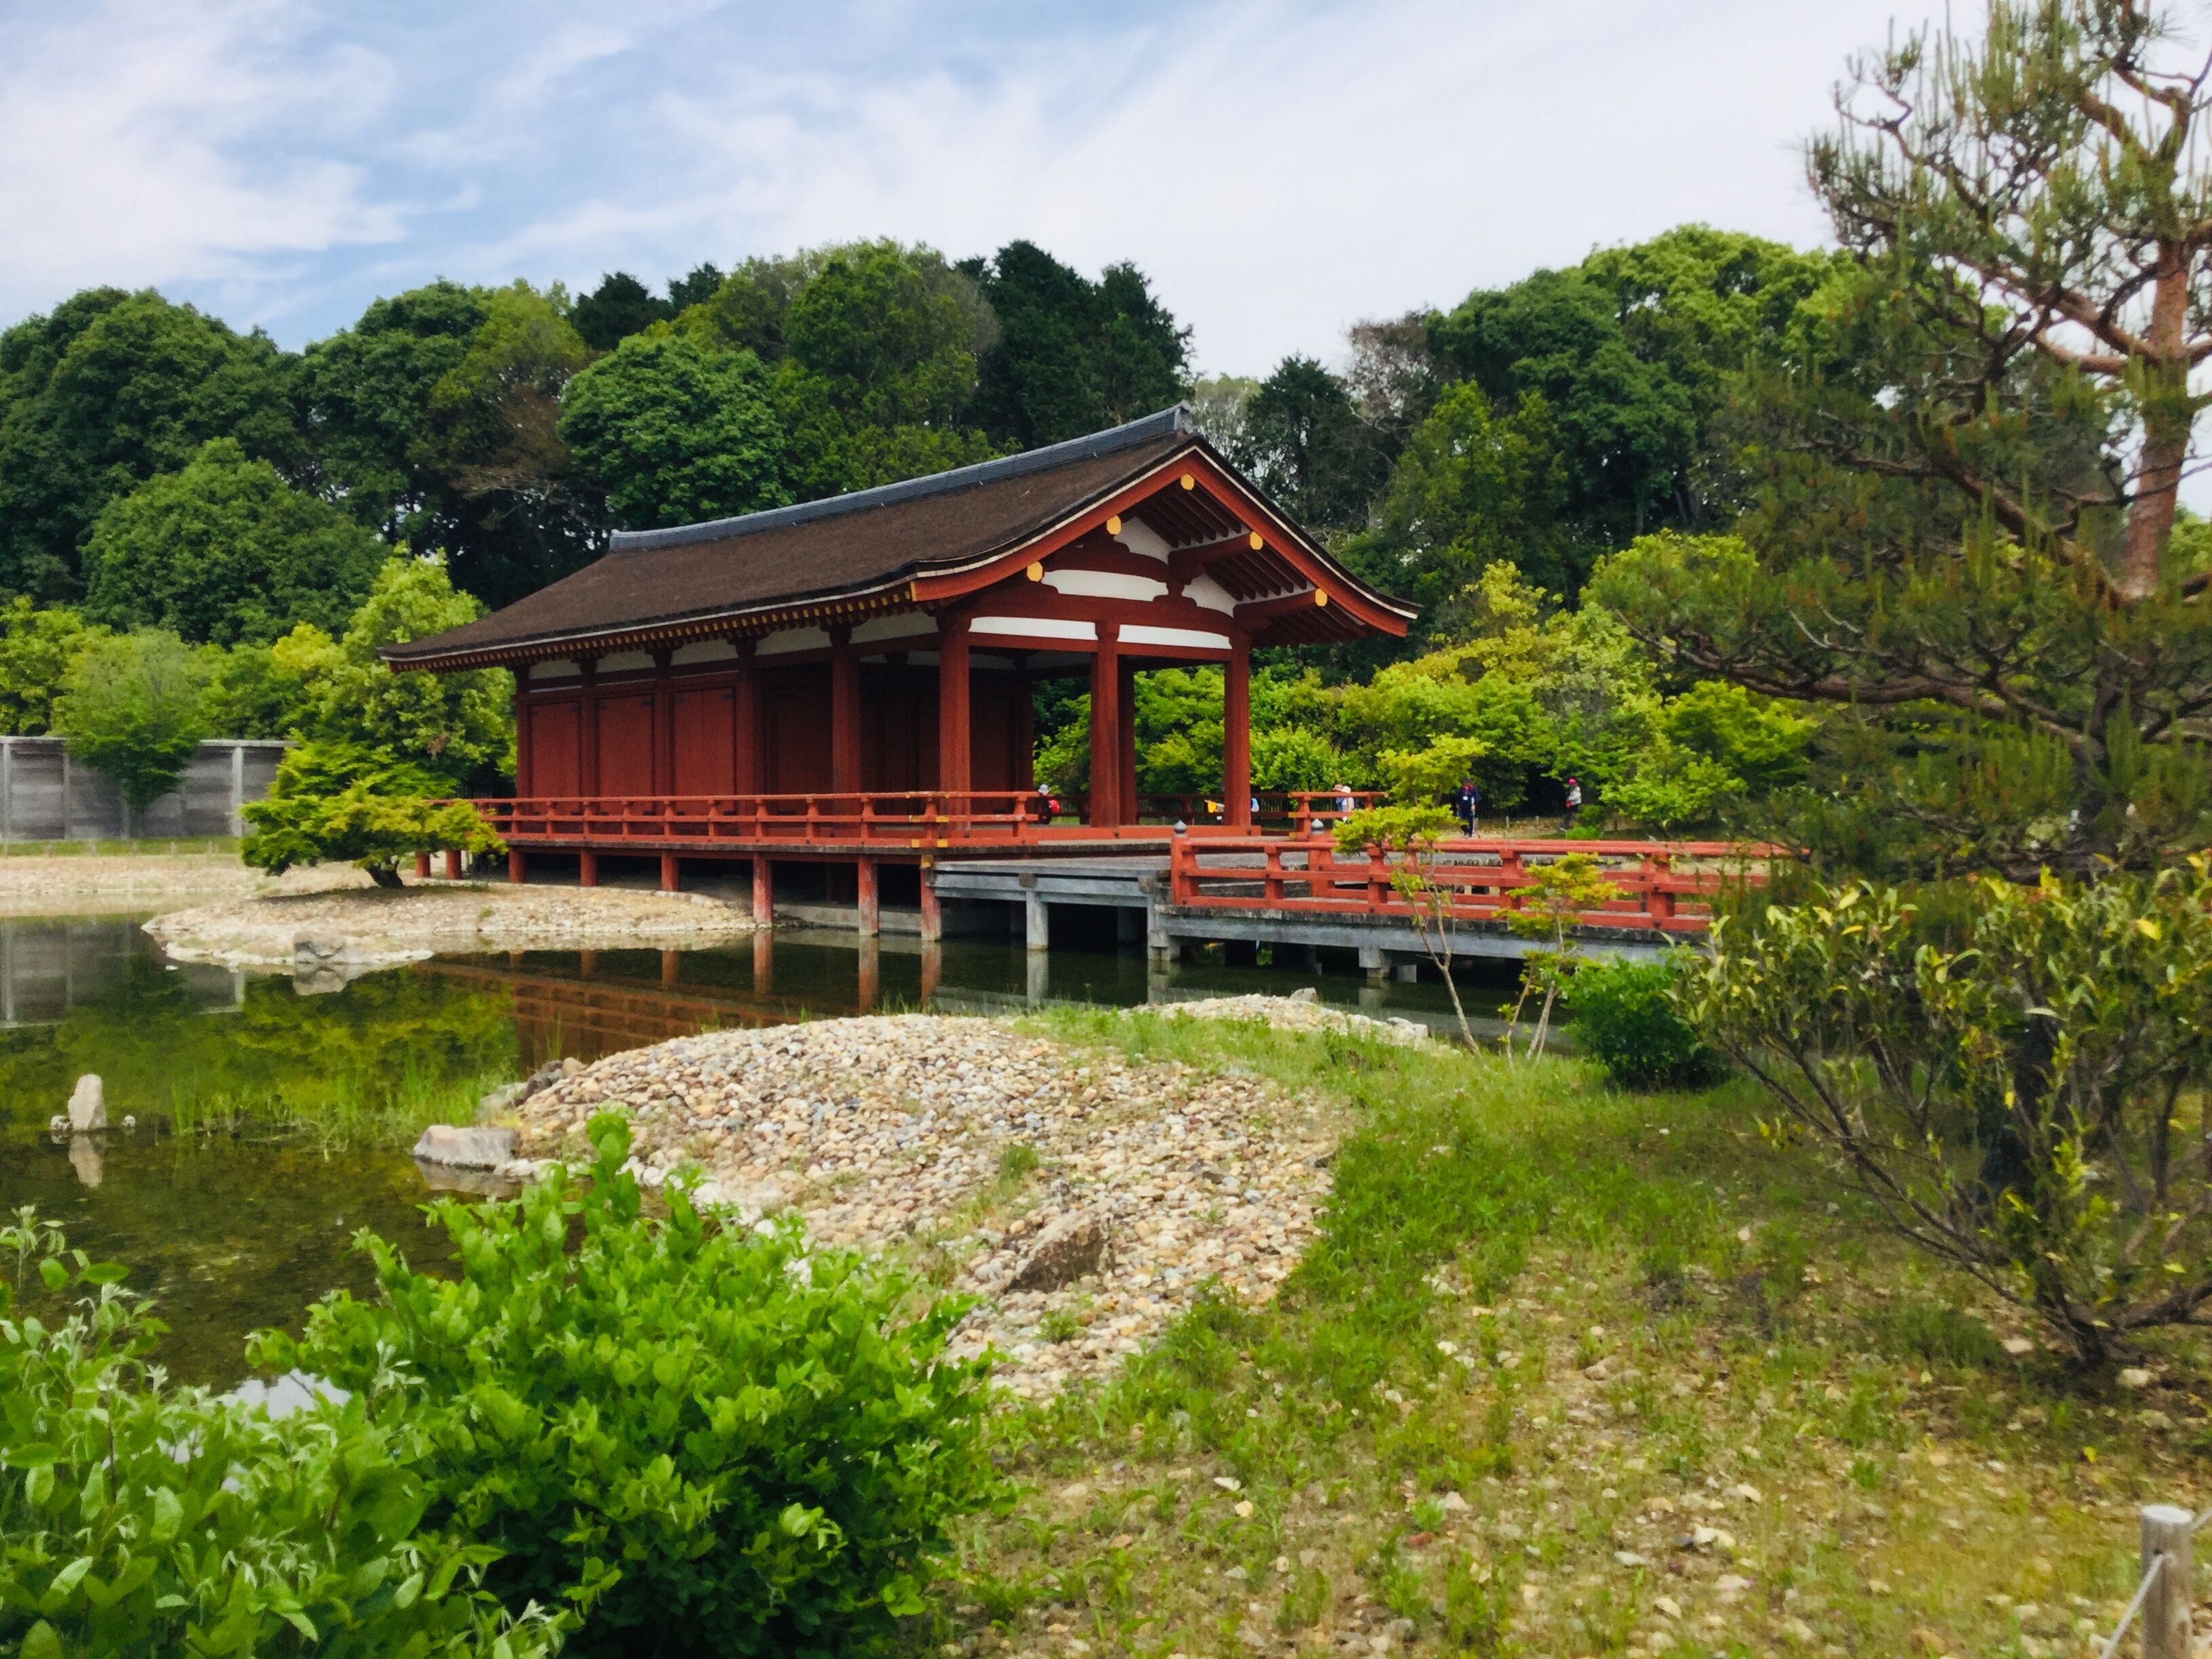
[
  {"xmin": 0, "ymin": 837, "xmax": 241, "ymax": 858},
  {"xmin": 920, "ymin": 1008, "xmax": 2209, "ymax": 1659},
  {"xmin": 164, "ymin": 1058, "xmax": 505, "ymax": 1151}
]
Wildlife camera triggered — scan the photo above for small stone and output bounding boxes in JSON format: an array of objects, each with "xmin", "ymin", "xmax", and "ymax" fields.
[
  {"xmin": 1007, "ymin": 1212, "xmax": 1110, "ymax": 1291},
  {"xmin": 2118, "ymin": 1367, "xmax": 2153, "ymax": 1389},
  {"xmin": 67, "ymin": 1073, "xmax": 106, "ymax": 1131},
  {"xmin": 1234, "ymin": 1500, "xmax": 1254, "ymax": 1519},
  {"xmin": 412, "ymin": 1124, "xmax": 520, "ymax": 1168},
  {"xmin": 561, "ymin": 1056, "xmax": 585, "ymax": 1078},
  {"xmin": 1727, "ymin": 1482, "xmax": 1764, "ymax": 1503}
]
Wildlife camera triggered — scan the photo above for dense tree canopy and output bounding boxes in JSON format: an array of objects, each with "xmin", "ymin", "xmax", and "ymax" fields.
[
  {"xmin": 0, "ymin": 290, "xmax": 302, "ymax": 602},
  {"xmin": 560, "ymin": 335, "xmax": 789, "ymax": 529},
  {"xmin": 81, "ymin": 438, "xmax": 384, "ymax": 644}
]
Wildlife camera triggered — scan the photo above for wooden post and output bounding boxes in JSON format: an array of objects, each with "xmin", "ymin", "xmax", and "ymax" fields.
[
  {"xmin": 855, "ymin": 857, "xmax": 879, "ymax": 936},
  {"xmin": 651, "ymin": 649, "xmax": 674, "ymax": 794},
  {"xmin": 752, "ymin": 926, "xmax": 773, "ymax": 994},
  {"xmin": 578, "ymin": 659, "xmax": 600, "ymax": 796},
  {"xmin": 659, "ymin": 853, "xmax": 680, "ymax": 893},
  {"xmin": 1223, "ymin": 631, "xmax": 1252, "ymax": 828},
  {"xmin": 508, "ymin": 849, "xmax": 527, "ymax": 885},
  {"xmin": 830, "ymin": 625, "xmax": 861, "ymax": 794},
  {"xmin": 1118, "ymin": 657, "xmax": 1139, "ymax": 823},
  {"xmin": 444, "ymin": 848, "xmax": 462, "ymax": 880},
  {"xmin": 661, "ymin": 949, "xmax": 680, "ymax": 987},
  {"xmin": 856, "ymin": 937, "xmax": 880, "ymax": 1011},
  {"xmin": 579, "ymin": 850, "xmax": 598, "ymax": 888},
  {"xmin": 918, "ymin": 859, "xmax": 943, "ymax": 943},
  {"xmin": 752, "ymin": 855, "xmax": 773, "ymax": 925},
  {"xmin": 938, "ymin": 613, "xmax": 971, "ymax": 798},
  {"xmin": 1088, "ymin": 623, "xmax": 1121, "ymax": 828},
  {"xmin": 919, "ymin": 940, "xmax": 941, "ymax": 1006},
  {"xmin": 731, "ymin": 639, "xmax": 763, "ymax": 794},
  {"xmin": 414, "ymin": 853, "xmax": 431, "ymax": 880},
  {"xmin": 2143, "ymin": 1504, "xmax": 2193, "ymax": 1659}
]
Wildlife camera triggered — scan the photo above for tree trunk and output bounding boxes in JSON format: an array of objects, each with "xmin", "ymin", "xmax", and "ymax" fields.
[
  {"xmin": 2120, "ymin": 257, "xmax": 2194, "ymax": 600},
  {"xmin": 367, "ymin": 863, "xmax": 405, "ymax": 889}
]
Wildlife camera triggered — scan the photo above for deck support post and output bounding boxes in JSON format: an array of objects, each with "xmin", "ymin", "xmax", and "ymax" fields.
[
  {"xmin": 918, "ymin": 860, "xmax": 943, "ymax": 943},
  {"xmin": 830, "ymin": 625, "xmax": 861, "ymax": 794},
  {"xmin": 752, "ymin": 855, "xmax": 773, "ymax": 924},
  {"xmin": 1088, "ymin": 623, "xmax": 1122, "ymax": 828},
  {"xmin": 1224, "ymin": 631, "xmax": 1252, "ymax": 827},
  {"xmin": 752, "ymin": 927, "xmax": 773, "ymax": 994},
  {"xmin": 659, "ymin": 853, "xmax": 679, "ymax": 893},
  {"xmin": 444, "ymin": 849, "xmax": 462, "ymax": 880},
  {"xmin": 1025, "ymin": 889, "xmax": 1050, "ymax": 952},
  {"xmin": 1359, "ymin": 943, "xmax": 1385, "ymax": 983},
  {"xmin": 661, "ymin": 949, "xmax": 679, "ymax": 987},
  {"xmin": 919, "ymin": 941, "xmax": 941, "ymax": 1005},
  {"xmin": 579, "ymin": 850, "xmax": 599, "ymax": 888},
  {"xmin": 938, "ymin": 615, "xmax": 971, "ymax": 800},
  {"xmin": 508, "ymin": 849, "xmax": 527, "ymax": 885},
  {"xmin": 855, "ymin": 857, "xmax": 879, "ymax": 935},
  {"xmin": 857, "ymin": 937, "xmax": 880, "ymax": 1010},
  {"xmin": 415, "ymin": 853, "xmax": 431, "ymax": 880}
]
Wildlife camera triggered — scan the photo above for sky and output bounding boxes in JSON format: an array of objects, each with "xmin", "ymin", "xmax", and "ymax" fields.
[{"xmin": 0, "ymin": 0, "xmax": 1928, "ymax": 375}]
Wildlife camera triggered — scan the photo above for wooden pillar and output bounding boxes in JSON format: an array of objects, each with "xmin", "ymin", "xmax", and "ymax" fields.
[
  {"xmin": 918, "ymin": 859, "xmax": 943, "ymax": 943},
  {"xmin": 1118, "ymin": 657, "xmax": 1139, "ymax": 823},
  {"xmin": 919, "ymin": 941, "xmax": 941, "ymax": 1006},
  {"xmin": 414, "ymin": 852, "xmax": 431, "ymax": 880},
  {"xmin": 1013, "ymin": 670, "xmax": 1035, "ymax": 790},
  {"xmin": 1224, "ymin": 632, "xmax": 1252, "ymax": 828},
  {"xmin": 856, "ymin": 937, "xmax": 880, "ymax": 1012},
  {"xmin": 830, "ymin": 625, "xmax": 861, "ymax": 795},
  {"xmin": 443, "ymin": 848, "xmax": 462, "ymax": 880},
  {"xmin": 1088, "ymin": 623, "xmax": 1121, "ymax": 827},
  {"xmin": 661, "ymin": 949, "xmax": 680, "ymax": 987},
  {"xmin": 855, "ymin": 857, "xmax": 879, "ymax": 936},
  {"xmin": 659, "ymin": 853, "xmax": 680, "ymax": 893},
  {"xmin": 578, "ymin": 850, "xmax": 599, "ymax": 887},
  {"xmin": 651, "ymin": 651, "xmax": 674, "ymax": 794},
  {"xmin": 938, "ymin": 614, "xmax": 971, "ymax": 800},
  {"xmin": 578, "ymin": 659, "xmax": 600, "ymax": 796},
  {"xmin": 731, "ymin": 639, "xmax": 762, "ymax": 795},
  {"xmin": 752, "ymin": 855, "xmax": 773, "ymax": 924},
  {"xmin": 508, "ymin": 849, "xmax": 527, "ymax": 884},
  {"xmin": 751, "ymin": 926, "xmax": 773, "ymax": 994}
]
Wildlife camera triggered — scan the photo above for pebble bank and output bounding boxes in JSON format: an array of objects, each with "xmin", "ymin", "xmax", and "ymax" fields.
[{"xmin": 509, "ymin": 1002, "xmax": 1418, "ymax": 1396}]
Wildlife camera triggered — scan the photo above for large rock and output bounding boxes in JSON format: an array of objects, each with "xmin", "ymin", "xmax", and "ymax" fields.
[
  {"xmin": 67, "ymin": 1074, "xmax": 105, "ymax": 1132},
  {"xmin": 1007, "ymin": 1212, "xmax": 1111, "ymax": 1292},
  {"xmin": 412, "ymin": 1124, "xmax": 519, "ymax": 1169}
]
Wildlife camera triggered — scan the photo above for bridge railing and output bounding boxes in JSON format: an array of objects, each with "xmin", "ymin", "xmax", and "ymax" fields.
[
  {"xmin": 1167, "ymin": 836, "xmax": 1767, "ymax": 934},
  {"xmin": 472, "ymin": 792, "xmax": 1259, "ymax": 848}
]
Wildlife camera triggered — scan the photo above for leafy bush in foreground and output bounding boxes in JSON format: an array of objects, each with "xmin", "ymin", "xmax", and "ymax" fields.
[
  {"xmin": 260, "ymin": 1115, "xmax": 1007, "ymax": 1659},
  {"xmin": 1682, "ymin": 866, "xmax": 2212, "ymax": 1364},
  {"xmin": 1564, "ymin": 955, "xmax": 1727, "ymax": 1090},
  {"xmin": 0, "ymin": 1210, "xmax": 551, "ymax": 1659}
]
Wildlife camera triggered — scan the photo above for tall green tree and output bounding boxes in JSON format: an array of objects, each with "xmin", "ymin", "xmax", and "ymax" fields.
[
  {"xmin": 1230, "ymin": 356, "xmax": 1393, "ymax": 533},
  {"xmin": 964, "ymin": 241, "xmax": 1190, "ymax": 447},
  {"xmin": 1596, "ymin": 2, "xmax": 2212, "ymax": 876},
  {"xmin": 569, "ymin": 270, "xmax": 672, "ymax": 351},
  {"xmin": 81, "ymin": 437, "xmax": 384, "ymax": 644},
  {"xmin": 52, "ymin": 629, "xmax": 211, "ymax": 814},
  {"xmin": 0, "ymin": 289, "xmax": 304, "ymax": 601},
  {"xmin": 560, "ymin": 335, "xmax": 790, "ymax": 529}
]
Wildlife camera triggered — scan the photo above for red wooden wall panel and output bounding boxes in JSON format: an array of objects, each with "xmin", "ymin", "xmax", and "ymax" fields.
[
  {"xmin": 597, "ymin": 695, "xmax": 656, "ymax": 796},
  {"xmin": 526, "ymin": 701, "xmax": 580, "ymax": 796},
  {"xmin": 762, "ymin": 671, "xmax": 832, "ymax": 793},
  {"xmin": 672, "ymin": 687, "xmax": 736, "ymax": 795}
]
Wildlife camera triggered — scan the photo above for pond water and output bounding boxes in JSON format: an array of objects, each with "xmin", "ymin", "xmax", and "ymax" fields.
[{"xmin": 0, "ymin": 912, "xmax": 1504, "ymax": 1385}]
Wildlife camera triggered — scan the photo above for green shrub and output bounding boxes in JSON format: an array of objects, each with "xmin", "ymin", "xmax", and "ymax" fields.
[
  {"xmin": 259, "ymin": 1115, "xmax": 1008, "ymax": 1659},
  {"xmin": 1563, "ymin": 955, "xmax": 1727, "ymax": 1089},
  {"xmin": 0, "ymin": 1210, "xmax": 552, "ymax": 1659},
  {"xmin": 242, "ymin": 738, "xmax": 501, "ymax": 887}
]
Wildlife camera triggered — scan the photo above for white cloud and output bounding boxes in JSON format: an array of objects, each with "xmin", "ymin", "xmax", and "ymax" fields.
[
  {"xmin": 0, "ymin": 1, "xmax": 405, "ymax": 324},
  {"xmin": 487, "ymin": 0, "xmax": 1919, "ymax": 371}
]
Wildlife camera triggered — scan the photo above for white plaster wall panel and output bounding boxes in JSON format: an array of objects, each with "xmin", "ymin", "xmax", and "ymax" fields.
[
  {"xmin": 757, "ymin": 626, "xmax": 832, "ymax": 656},
  {"xmin": 1183, "ymin": 573, "xmax": 1237, "ymax": 615},
  {"xmin": 853, "ymin": 613, "xmax": 939, "ymax": 644},
  {"xmin": 529, "ymin": 659, "xmax": 582, "ymax": 681},
  {"xmin": 1042, "ymin": 569, "xmax": 1169, "ymax": 602},
  {"xmin": 1122, "ymin": 625, "xmax": 1232, "ymax": 651},
  {"xmin": 670, "ymin": 640, "xmax": 738, "ymax": 665},
  {"xmin": 1112, "ymin": 519, "xmax": 1173, "ymax": 562},
  {"xmin": 970, "ymin": 616, "xmax": 1097, "ymax": 642}
]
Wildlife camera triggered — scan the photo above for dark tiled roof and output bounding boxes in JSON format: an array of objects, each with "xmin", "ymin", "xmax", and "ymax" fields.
[{"xmin": 386, "ymin": 409, "xmax": 1200, "ymax": 665}]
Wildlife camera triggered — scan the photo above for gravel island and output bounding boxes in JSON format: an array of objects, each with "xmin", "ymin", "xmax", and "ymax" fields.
[
  {"xmin": 506, "ymin": 1008, "xmax": 1380, "ymax": 1397},
  {"xmin": 150, "ymin": 874, "xmax": 755, "ymax": 968}
]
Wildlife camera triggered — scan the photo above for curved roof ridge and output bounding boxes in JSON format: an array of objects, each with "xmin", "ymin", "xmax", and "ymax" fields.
[{"xmin": 609, "ymin": 403, "xmax": 1197, "ymax": 554}]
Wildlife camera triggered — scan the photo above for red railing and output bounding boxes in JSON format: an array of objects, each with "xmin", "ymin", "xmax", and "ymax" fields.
[
  {"xmin": 1168, "ymin": 836, "xmax": 1767, "ymax": 935},
  {"xmin": 1113, "ymin": 791, "xmax": 1383, "ymax": 828},
  {"xmin": 472, "ymin": 791, "xmax": 1262, "ymax": 848}
]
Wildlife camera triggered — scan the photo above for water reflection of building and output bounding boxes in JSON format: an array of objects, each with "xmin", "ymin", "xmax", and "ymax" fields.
[{"xmin": 0, "ymin": 919, "xmax": 242, "ymax": 1027}]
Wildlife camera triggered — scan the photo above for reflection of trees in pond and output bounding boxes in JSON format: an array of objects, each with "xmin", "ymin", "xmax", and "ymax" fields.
[{"xmin": 0, "ymin": 964, "xmax": 518, "ymax": 1145}]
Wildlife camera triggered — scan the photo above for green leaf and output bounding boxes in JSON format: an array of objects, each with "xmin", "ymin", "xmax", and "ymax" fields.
[{"xmin": 20, "ymin": 1619, "xmax": 62, "ymax": 1659}]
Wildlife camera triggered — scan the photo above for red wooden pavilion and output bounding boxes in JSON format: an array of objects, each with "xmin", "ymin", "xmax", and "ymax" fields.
[{"xmin": 386, "ymin": 405, "xmax": 1414, "ymax": 920}]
